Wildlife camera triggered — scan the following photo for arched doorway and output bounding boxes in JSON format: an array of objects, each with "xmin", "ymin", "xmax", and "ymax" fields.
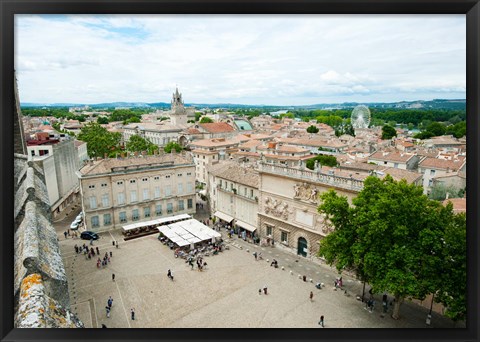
[
  {"xmin": 297, "ymin": 237, "xmax": 308, "ymax": 257},
  {"xmin": 178, "ymin": 135, "xmax": 188, "ymax": 147}
]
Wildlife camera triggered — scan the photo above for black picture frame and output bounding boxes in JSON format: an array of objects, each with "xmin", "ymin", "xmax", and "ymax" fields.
[{"xmin": 1, "ymin": 1, "xmax": 478, "ymax": 342}]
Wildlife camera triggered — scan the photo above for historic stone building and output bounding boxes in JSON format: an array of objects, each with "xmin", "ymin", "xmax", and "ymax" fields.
[
  {"xmin": 256, "ymin": 161, "xmax": 367, "ymax": 257},
  {"xmin": 207, "ymin": 161, "xmax": 259, "ymax": 234},
  {"xmin": 77, "ymin": 153, "xmax": 196, "ymax": 232}
]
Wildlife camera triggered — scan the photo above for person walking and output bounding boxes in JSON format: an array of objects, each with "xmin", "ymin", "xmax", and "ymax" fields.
[
  {"xmin": 74, "ymin": 245, "xmax": 78, "ymax": 253},
  {"xmin": 64, "ymin": 231, "xmax": 68, "ymax": 239},
  {"xmin": 110, "ymin": 251, "xmax": 113, "ymax": 258},
  {"xmin": 253, "ymin": 252, "xmax": 257, "ymax": 260},
  {"xmin": 263, "ymin": 285, "xmax": 268, "ymax": 295},
  {"xmin": 96, "ymin": 247, "xmax": 100, "ymax": 255},
  {"xmin": 131, "ymin": 308, "xmax": 135, "ymax": 320},
  {"xmin": 319, "ymin": 315, "xmax": 324, "ymax": 327},
  {"xmin": 112, "ymin": 273, "xmax": 115, "ymax": 281},
  {"xmin": 112, "ymin": 240, "xmax": 115, "ymax": 246},
  {"xmin": 107, "ymin": 296, "xmax": 113, "ymax": 309},
  {"xmin": 105, "ymin": 306, "xmax": 110, "ymax": 318},
  {"xmin": 167, "ymin": 269, "xmax": 173, "ymax": 280},
  {"xmin": 310, "ymin": 291, "xmax": 314, "ymax": 302},
  {"xmin": 90, "ymin": 238, "xmax": 93, "ymax": 245},
  {"xmin": 258, "ymin": 289, "xmax": 262, "ymax": 295},
  {"xmin": 116, "ymin": 241, "xmax": 119, "ymax": 249}
]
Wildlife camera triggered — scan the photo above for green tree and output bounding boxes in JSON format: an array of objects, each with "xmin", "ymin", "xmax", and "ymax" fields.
[
  {"xmin": 318, "ymin": 176, "xmax": 461, "ymax": 319},
  {"xmin": 426, "ymin": 122, "xmax": 447, "ymax": 136},
  {"xmin": 125, "ymin": 135, "xmax": 158, "ymax": 155},
  {"xmin": 381, "ymin": 125, "xmax": 397, "ymax": 140},
  {"xmin": 164, "ymin": 141, "xmax": 183, "ymax": 153},
  {"xmin": 306, "ymin": 155, "xmax": 338, "ymax": 169},
  {"xmin": 199, "ymin": 117, "xmax": 214, "ymax": 124},
  {"xmin": 77, "ymin": 122, "xmax": 122, "ymax": 158},
  {"xmin": 407, "ymin": 123, "xmax": 415, "ymax": 131},
  {"xmin": 428, "ymin": 183, "xmax": 464, "ymax": 201},
  {"xmin": 195, "ymin": 112, "xmax": 202, "ymax": 122},
  {"xmin": 435, "ymin": 209, "xmax": 466, "ymax": 322},
  {"xmin": 306, "ymin": 125, "xmax": 319, "ymax": 134},
  {"xmin": 97, "ymin": 116, "xmax": 109, "ymax": 124}
]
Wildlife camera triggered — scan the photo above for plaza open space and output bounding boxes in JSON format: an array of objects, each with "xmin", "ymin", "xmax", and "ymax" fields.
[{"xmin": 55, "ymin": 209, "xmax": 458, "ymax": 329}]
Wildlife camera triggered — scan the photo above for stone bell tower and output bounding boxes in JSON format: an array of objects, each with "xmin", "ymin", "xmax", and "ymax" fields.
[{"xmin": 170, "ymin": 87, "xmax": 188, "ymax": 126}]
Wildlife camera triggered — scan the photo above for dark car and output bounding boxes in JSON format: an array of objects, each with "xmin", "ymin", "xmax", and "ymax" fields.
[{"xmin": 80, "ymin": 231, "xmax": 99, "ymax": 240}]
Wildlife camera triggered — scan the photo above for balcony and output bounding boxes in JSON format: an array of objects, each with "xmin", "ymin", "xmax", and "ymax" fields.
[{"xmin": 257, "ymin": 162, "xmax": 364, "ymax": 192}]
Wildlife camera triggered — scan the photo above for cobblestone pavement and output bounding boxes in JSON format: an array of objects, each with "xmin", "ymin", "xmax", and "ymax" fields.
[{"xmin": 55, "ymin": 207, "xmax": 460, "ymax": 328}]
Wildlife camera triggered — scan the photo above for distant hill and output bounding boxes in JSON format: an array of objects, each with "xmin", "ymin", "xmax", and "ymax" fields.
[{"xmin": 21, "ymin": 99, "xmax": 465, "ymax": 111}]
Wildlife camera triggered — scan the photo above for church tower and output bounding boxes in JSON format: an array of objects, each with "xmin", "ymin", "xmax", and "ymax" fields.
[{"xmin": 170, "ymin": 87, "xmax": 188, "ymax": 126}]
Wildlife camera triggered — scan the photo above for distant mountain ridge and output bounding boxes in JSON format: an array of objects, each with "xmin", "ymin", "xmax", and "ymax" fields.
[{"xmin": 20, "ymin": 99, "xmax": 466, "ymax": 110}]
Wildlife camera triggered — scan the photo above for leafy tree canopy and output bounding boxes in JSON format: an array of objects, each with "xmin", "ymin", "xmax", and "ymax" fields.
[
  {"xmin": 317, "ymin": 175, "xmax": 465, "ymax": 320},
  {"xmin": 77, "ymin": 122, "xmax": 122, "ymax": 158},
  {"xmin": 164, "ymin": 141, "xmax": 183, "ymax": 153},
  {"xmin": 381, "ymin": 125, "xmax": 397, "ymax": 140},
  {"xmin": 306, "ymin": 125, "xmax": 319, "ymax": 134},
  {"xmin": 125, "ymin": 134, "xmax": 158, "ymax": 155},
  {"xmin": 199, "ymin": 116, "xmax": 214, "ymax": 124},
  {"xmin": 306, "ymin": 154, "xmax": 338, "ymax": 169}
]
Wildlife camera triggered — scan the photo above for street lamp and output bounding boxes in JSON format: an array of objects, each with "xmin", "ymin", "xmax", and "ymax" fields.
[{"xmin": 426, "ymin": 293, "xmax": 435, "ymax": 325}]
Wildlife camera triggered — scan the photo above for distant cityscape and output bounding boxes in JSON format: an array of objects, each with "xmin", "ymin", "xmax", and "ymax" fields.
[{"xmin": 14, "ymin": 82, "xmax": 466, "ymax": 328}]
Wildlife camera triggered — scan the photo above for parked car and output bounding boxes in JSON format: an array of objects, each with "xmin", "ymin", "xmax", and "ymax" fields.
[
  {"xmin": 80, "ymin": 231, "xmax": 99, "ymax": 240},
  {"xmin": 70, "ymin": 221, "xmax": 79, "ymax": 230}
]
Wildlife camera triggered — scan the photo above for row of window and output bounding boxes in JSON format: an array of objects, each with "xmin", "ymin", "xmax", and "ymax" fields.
[
  {"xmin": 265, "ymin": 225, "xmax": 288, "ymax": 243},
  {"xmin": 90, "ymin": 199, "xmax": 193, "ymax": 227},
  {"xmin": 87, "ymin": 174, "xmax": 193, "ymax": 189},
  {"xmin": 218, "ymin": 180, "xmax": 255, "ymax": 198},
  {"xmin": 88, "ymin": 184, "xmax": 194, "ymax": 209}
]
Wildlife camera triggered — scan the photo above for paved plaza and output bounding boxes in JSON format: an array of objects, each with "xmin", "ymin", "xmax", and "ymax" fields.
[{"xmin": 55, "ymin": 206, "xmax": 459, "ymax": 329}]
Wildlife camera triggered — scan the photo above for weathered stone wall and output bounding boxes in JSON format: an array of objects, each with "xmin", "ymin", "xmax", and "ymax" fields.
[{"xmin": 14, "ymin": 154, "xmax": 84, "ymax": 328}]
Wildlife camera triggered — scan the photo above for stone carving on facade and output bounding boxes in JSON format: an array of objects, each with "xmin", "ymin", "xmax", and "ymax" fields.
[
  {"xmin": 293, "ymin": 183, "xmax": 319, "ymax": 204},
  {"xmin": 264, "ymin": 196, "xmax": 292, "ymax": 220},
  {"xmin": 317, "ymin": 213, "xmax": 334, "ymax": 234}
]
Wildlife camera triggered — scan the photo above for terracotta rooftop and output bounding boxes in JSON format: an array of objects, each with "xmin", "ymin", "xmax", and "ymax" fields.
[
  {"xmin": 208, "ymin": 161, "xmax": 259, "ymax": 187},
  {"xmin": 419, "ymin": 156, "xmax": 466, "ymax": 171},
  {"xmin": 379, "ymin": 167, "xmax": 423, "ymax": 184},
  {"xmin": 190, "ymin": 138, "xmax": 239, "ymax": 148},
  {"xmin": 79, "ymin": 153, "xmax": 193, "ymax": 176},
  {"xmin": 443, "ymin": 197, "xmax": 466, "ymax": 213},
  {"xmin": 369, "ymin": 151, "xmax": 416, "ymax": 163},
  {"xmin": 199, "ymin": 122, "xmax": 235, "ymax": 133}
]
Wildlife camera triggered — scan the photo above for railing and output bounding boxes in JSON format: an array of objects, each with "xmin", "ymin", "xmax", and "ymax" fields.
[{"xmin": 257, "ymin": 162, "xmax": 364, "ymax": 192}]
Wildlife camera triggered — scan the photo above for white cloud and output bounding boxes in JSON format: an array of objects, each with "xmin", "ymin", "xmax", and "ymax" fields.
[{"xmin": 14, "ymin": 14, "xmax": 465, "ymax": 105}]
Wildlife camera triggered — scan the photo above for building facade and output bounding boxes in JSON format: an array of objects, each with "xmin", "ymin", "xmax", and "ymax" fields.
[{"xmin": 77, "ymin": 153, "xmax": 196, "ymax": 232}]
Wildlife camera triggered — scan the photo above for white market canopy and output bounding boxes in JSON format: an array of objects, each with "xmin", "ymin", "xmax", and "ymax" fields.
[
  {"xmin": 157, "ymin": 218, "xmax": 221, "ymax": 247},
  {"xmin": 122, "ymin": 214, "xmax": 191, "ymax": 232},
  {"xmin": 235, "ymin": 220, "xmax": 257, "ymax": 232}
]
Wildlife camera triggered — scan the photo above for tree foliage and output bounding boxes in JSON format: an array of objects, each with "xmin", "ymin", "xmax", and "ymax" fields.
[
  {"xmin": 381, "ymin": 125, "xmax": 397, "ymax": 140},
  {"xmin": 77, "ymin": 122, "xmax": 122, "ymax": 158},
  {"xmin": 164, "ymin": 141, "xmax": 183, "ymax": 153},
  {"xmin": 428, "ymin": 183, "xmax": 465, "ymax": 201},
  {"xmin": 317, "ymin": 175, "xmax": 466, "ymax": 320},
  {"xmin": 199, "ymin": 117, "xmax": 214, "ymax": 123},
  {"xmin": 306, "ymin": 125, "xmax": 319, "ymax": 134},
  {"xmin": 306, "ymin": 155, "xmax": 338, "ymax": 169},
  {"xmin": 125, "ymin": 135, "xmax": 158, "ymax": 155}
]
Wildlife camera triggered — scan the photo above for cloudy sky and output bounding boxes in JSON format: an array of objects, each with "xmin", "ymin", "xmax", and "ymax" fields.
[{"xmin": 15, "ymin": 15, "xmax": 465, "ymax": 106}]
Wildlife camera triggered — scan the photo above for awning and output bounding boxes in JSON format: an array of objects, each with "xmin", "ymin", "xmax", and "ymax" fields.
[
  {"xmin": 214, "ymin": 211, "xmax": 234, "ymax": 223},
  {"xmin": 235, "ymin": 220, "xmax": 257, "ymax": 232}
]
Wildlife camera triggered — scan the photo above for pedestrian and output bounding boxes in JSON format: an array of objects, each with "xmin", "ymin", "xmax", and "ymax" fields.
[
  {"xmin": 258, "ymin": 289, "xmax": 262, "ymax": 295},
  {"xmin": 253, "ymin": 252, "xmax": 257, "ymax": 260},
  {"xmin": 101, "ymin": 324, "xmax": 107, "ymax": 328},
  {"xmin": 310, "ymin": 291, "xmax": 314, "ymax": 302},
  {"xmin": 74, "ymin": 245, "xmax": 78, "ymax": 253},
  {"xmin": 115, "ymin": 241, "xmax": 119, "ymax": 249},
  {"xmin": 105, "ymin": 306, "xmax": 110, "ymax": 318},
  {"xmin": 96, "ymin": 247, "xmax": 100, "ymax": 255},
  {"xmin": 263, "ymin": 285, "xmax": 268, "ymax": 295},
  {"xmin": 167, "ymin": 269, "xmax": 173, "ymax": 280},
  {"xmin": 107, "ymin": 296, "xmax": 113, "ymax": 308},
  {"xmin": 112, "ymin": 240, "xmax": 115, "ymax": 246},
  {"xmin": 110, "ymin": 251, "xmax": 113, "ymax": 258},
  {"xmin": 112, "ymin": 273, "xmax": 115, "ymax": 281},
  {"xmin": 90, "ymin": 247, "xmax": 94, "ymax": 255},
  {"xmin": 64, "ymin": 231, "xmax": 68, "ymax": 239},
  {"xmin": 382, "ymin": 293, "xmax": 388, "ymax": 313},
  {"xmin": 131, "ymin": 308, "xmax": 135, "ymax": 320},
  {"xmin": 67, "ymin": 229, "xmax": 71, "ymax": 236},
  {"xmin": 319, "ymin": 315, "xmax": 324, "ymax": 327},
  {"xmin": 90, "ymin": 239, "xmax": 93, "ymax": 245}
]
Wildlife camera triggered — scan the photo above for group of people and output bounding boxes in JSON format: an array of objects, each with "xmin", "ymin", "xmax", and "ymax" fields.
[
  {"xmin": 74, "ymin": 243, "xmax": 99, "ymax": 259},
  {"xmin": 97, "ymin": 251, "xmax": 113, "ymax": 268},
  {"xmin": 64, "ymin": 230, "xmax": 78, "ymax": 239},
  {"xmin": 258, "ymin": 285, "xmax": 268, "ymax": 295}
]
